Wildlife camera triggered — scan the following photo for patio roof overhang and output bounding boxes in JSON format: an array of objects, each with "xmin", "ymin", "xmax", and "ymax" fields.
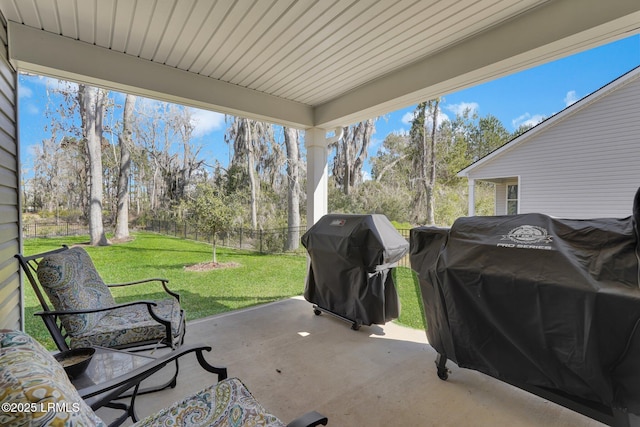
[
  {"xmin": 2, "ymin": 0, "xmax": 640, "ymax": 226},
  {"xmin": 4, "ymin": 0, "xmax": 640, "ymax": 130}
]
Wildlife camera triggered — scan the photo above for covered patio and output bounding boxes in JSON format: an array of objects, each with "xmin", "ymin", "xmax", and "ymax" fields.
[
  {"xmin": 108, "ymin": 296, "xmax": 606, "ymax": 426},
  {"xmin": 3, "ymin": 0, "xmax": 640, "ymax": 331},
  {"xmin": 2, "ymin": 1, "xmax": 640, "ymax": 425}
]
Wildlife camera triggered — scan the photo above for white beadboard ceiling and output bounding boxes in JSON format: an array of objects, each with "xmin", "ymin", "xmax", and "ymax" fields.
[{"xmin": 1, "ymin": 0, "xmax": 640, "ymax": 128}]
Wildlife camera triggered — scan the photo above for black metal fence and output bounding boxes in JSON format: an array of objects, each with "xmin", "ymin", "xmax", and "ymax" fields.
[
  {"xmin": 22, "ymin": 219, "xmax": 413, "ymax": 267},
  {"xmin": 146, "ymin": 219, "xmax": 412, "ymax": 267},
  {"xmin": 22, "ymin": 221, "xmax": 89, "ymax": 239},
  {"xmin": 145, "ymin": 219, "xmax": 309, "ymax": 254}
]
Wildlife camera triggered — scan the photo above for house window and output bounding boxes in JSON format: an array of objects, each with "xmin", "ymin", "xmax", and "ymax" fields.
[{"xmin": 507, "ymin": 184, "xmax": 518, "ymax": 215}]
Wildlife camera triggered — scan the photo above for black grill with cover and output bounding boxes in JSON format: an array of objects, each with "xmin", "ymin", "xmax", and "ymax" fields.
[
  {"xmin": 301, "ymin": 214, "xmax": 409, "ymax": 330},
  {"xmin": 410, "ymin": 194, "xmax": 640, "ymax": 427}
]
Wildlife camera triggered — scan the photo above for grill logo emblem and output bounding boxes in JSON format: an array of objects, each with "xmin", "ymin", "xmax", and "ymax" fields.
[{"xmin": 497, "ymin": 225, "xmax": 553, "ymax": 250}]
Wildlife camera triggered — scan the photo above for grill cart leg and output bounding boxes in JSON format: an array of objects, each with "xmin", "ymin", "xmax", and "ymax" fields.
[
  {"xmin": 436, "ymin": 353, "xmax": 449, "ymax": 381},
  {"xmin": 312, "ymin": 305, "xmax": 362, "ymax": 330}
]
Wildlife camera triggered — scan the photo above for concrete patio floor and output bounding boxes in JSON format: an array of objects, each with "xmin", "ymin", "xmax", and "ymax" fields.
[{"xmin": 101, "ymin": 296, "xmax": 606, "ymax": 426}]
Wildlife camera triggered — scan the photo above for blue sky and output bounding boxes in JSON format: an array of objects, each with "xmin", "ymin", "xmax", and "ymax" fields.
[
  {"xmin": 18, "ymin": 34, "xmax": 640, "ymax": 178},
  {"xmin": 373, "ymin": 34, "xmax": 640, "ymax": 139}
]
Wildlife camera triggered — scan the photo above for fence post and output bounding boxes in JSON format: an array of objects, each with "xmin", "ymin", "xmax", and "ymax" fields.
[
  {"xmin": 259, "ymin": 229, "xmax": 263, "ymax": 253},
  {"xmin": 239, "ymin": 228, "xmax": 243, "ymax": 249}
]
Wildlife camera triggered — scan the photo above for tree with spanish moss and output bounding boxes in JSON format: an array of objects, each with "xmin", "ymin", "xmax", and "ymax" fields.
[
  {"xmin": 225, "ymin": 117, "xmax": 276, "ymax": 230},
  {"xmin": 331, "ymin": 119, "xmax": 375, "ymax": 195},
  {"xmin": 409, "ymin": 100, "xmax": 439, "ymax": 224},
  {"xmin": 78, "ymin": 84, "xmax": 108, "ymax": 246},
  {"xmin": 283, "ymin": 126, "xmax": 301, "ymax": 250},
  {"xmin": 114, "ymin": 94, "xmax": 136, "ymax": 240}
]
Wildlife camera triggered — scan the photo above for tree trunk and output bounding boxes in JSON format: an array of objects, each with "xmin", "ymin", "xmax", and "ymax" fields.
[
  {"xmin": 421, "ymin": 122, "xmax": 429, "ymax": 220},
  {"xmin": 343, "ymin": 125, "xmax": 351, "ymax": 195},
  {"xmin": 172, "ymin": 107, "xmax": 197, "ymax": 201},
  {"xmin": 409, "ymin": 102, "xmax": 427, "ymax": 223},
  {"xmin": 79, "ymin": 85, "xmax": 108, "ymax": 246},
  {"xmin": 245, "ymin": 119, "xmax": 258, "ymax": 230},
  {"xmin": 115, "ymin": 94, "xmax": 136, "ymax": 240},
  {"xmin": 426, "ymin": 99, "xmax": 439, "ymax": 224},
  {"xmin": 283, "ymin": 127, "xmax": 300, "ymax": 251},
  {"xmin": 212, "ymin": 232, "xmax": 218, "ymax": 263},
  {"xmin": 333, "ymin": 121, "xmax": 374, "ymax": 195}
]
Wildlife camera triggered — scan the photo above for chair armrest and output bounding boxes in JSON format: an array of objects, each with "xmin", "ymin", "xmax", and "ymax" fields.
[
  {"xmin": 287, "ymin": 411, "xmax": 328, "ymax": 427},
  {"xmin": 78, "ymin": 344, "xmax": 227, "ymax": 400},
  {"xmin": 34, "ymin": 300, "xmax": 159, "ymax": 316},
  {"xmin": 107, "ymin": 278, "xmax": 180, "ymax": 301},
  {"xmin": 107, "ymin": 278, "xmax": 168, "ymax": 287}
]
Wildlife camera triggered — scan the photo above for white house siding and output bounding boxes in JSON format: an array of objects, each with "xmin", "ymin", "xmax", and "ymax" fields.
[
  {"xmin": 0, "ymin": 14, "xmax": 20, "ymax": 331},
  {"xmin": 466, "ymin": 71, "xmax": 640, "ymax": 219}
]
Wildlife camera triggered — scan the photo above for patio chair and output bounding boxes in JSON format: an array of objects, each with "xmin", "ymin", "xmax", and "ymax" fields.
[
  {"xmin": 15, "ymin": 245, "xmax": 186, "ymax": 352},
  {"xmin": 0, "ymin": 329, "xmax": 328, "ymax": 427}
]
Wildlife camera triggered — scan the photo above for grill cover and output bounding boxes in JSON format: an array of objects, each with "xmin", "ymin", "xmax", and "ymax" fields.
[
  {"xmin": 302, "ymin": 214, "xmax": 409, "ymax": 326},
  {"xmin": 410, "ymin": 212, "xmax": 640, "ymax": 413}
]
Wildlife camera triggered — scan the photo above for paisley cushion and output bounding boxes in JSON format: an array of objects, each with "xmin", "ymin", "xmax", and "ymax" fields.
[
  {"xmin": 1, "ymin": 331, "xmax": 290, "ymax": 427},
  {"xmin": 132, "ymin": 377, "xmax": 286, "ymax": 427},
  {"xmin": 37, "ymin": 247, "xmax": 115, "ymax": 336},
  {"xmin": 0, "ymin": 329, "xmax": 106, "ymax": 427},
  {"xmin": 69, "ymin": 298, "xmax": 183, "ymax": 349}
]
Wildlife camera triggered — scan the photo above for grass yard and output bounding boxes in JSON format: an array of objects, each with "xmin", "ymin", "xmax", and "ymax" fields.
[{"xmin": 22, "ymin": 231, "xmax": 425, "ymax": 349}]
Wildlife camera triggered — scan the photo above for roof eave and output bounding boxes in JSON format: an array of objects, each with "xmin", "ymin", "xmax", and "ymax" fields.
[{"xmin": 457, "ymin": 64, "xmax": 640, "ymax": 177}]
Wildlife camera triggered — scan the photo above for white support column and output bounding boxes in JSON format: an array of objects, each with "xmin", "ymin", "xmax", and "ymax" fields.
[
  {"xmin": 468, "ymin": 178, "xmax": 476, "ymax": 217},
  {"xmin": 305, "ymin": 127, "xmax": 343, "ymax": 228}
]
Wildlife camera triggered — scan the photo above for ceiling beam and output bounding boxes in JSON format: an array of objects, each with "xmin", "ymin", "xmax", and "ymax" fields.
[
  {"xmin": 7, "ymin": 22, "xmax": 314, "ymax": 129},
  {"xmin": 314, "ymin": 0, "xmax": 640, "ymax": 128},
  {"xmin": 7, "ymin": 0, "xmax": 640, "ymax": 131}
]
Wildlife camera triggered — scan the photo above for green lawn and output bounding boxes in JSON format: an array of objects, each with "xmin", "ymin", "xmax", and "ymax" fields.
[{"xmin": 23, "ymin": 231, "xmax": 425, "ymax": 348}]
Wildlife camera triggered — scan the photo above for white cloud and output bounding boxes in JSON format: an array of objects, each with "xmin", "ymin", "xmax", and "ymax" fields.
[
  {"xmin": 401, "ymin": 107, "xmax": 449, "ymax": 127},
  {"xmin": 362, "ymin": 170, "xmax": 372, "ymax": 181},
  {"xmin": 512, "ymin": 113, "xmax": 545, "ymax": 129},
  {"xmin": 436, "ymin": 110, "xmax": 450, "ymax": 126},
  {"xmin": 444, "ymin": 101, "xmax": 479, "ymax": 117},
  {"xmin": 131, "ymin": 100, "xmax": 225, "ymax": 138},
  {"xmin": 401, "ymin": 111, "xmax": 414, "ymax": 125},
  {"xmin": 564, "ymin": 90, "xmax": 578, "ymax": 107},
  {"xmin": 18, "ymin": 84, "xmax": 33, "ymax": 98},
  {"xmin": 190, "ymin": 108, "xmax": 225, "ymax": 138}
]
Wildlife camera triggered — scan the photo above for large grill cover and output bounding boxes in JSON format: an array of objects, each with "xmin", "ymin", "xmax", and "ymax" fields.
[
  {"xmin": 410, "ymin": 212, "xmax": 640, "ymax": 413},
  {"xmin": 302, "ymin": 214, "xmax": 409, "ymax": 326}
]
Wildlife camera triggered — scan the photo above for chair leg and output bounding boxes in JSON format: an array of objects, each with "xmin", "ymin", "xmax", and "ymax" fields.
[
  {"xmin": 286, "ymin": 411, "xmax": 328, "ymax": 427},
  {"xmin": 129, "ymin": 383, "xmax": 141, "ymax": 423},
  {"xmin": 101, "ymin": 402, "xmax": 130, "ymax": 427},
  {"xmin": 195, "ymin": 346, "xmax": 228, "ymax": 381},
  {"xmin": 100, "ymin": 381, "xmax": 144, "ymax": 427},
  {"xmin": 132, "ymin": 358, "xmax": 179, "ymax": 395},
  {"xmin": 116, "ymin": 358, "xmax": 179, "ymax": 400}
]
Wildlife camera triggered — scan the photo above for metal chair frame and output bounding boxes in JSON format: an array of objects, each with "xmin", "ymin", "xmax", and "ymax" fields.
[{"xmin": 16, "ymin": 245, "xmax": 186, "ymax": 352}]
